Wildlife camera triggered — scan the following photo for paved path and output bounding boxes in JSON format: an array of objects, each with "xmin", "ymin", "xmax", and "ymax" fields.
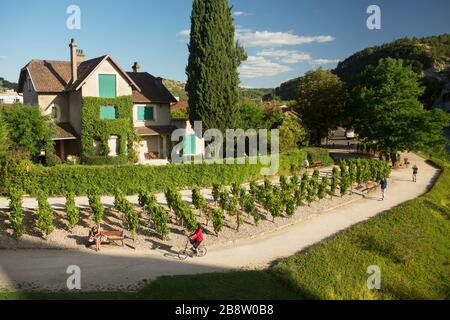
[{"xmin": 0, "ymin": 153, "xmax": 440, "ymax": 291}]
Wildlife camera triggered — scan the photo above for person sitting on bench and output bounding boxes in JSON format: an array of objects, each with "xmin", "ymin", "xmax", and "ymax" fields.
[{"xmin": 89, "ymin": 225, "xmax": 107, "ymax": 251}]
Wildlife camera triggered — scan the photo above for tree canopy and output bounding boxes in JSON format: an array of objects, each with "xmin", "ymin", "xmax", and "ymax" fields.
[
  {"xmin": 296, "ymin": 68, "xmax": 348, "ymax": 145},
  {"xmin": 351, "ymin": 58, "xmax": 449, "ymax": 163},
  {"xmin": 186, "ymin": 0, "xmax": 246, "ymax": 133},
  {"xmin": 1, "ymin": 105, "xmax": 55, "ymax": 158}
]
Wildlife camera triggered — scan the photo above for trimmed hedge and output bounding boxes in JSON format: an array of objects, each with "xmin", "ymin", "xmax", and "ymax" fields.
[
  {"xmin": 1, "ymin": 150, "xmax": 321, "ymax": 196},
  {"xmin": 305, "ymin": 147, "xmax": 334, "ymax": 167},
  {"xmin": 83, "ymin": 155, "xmax": 129, "ymax": 166}
]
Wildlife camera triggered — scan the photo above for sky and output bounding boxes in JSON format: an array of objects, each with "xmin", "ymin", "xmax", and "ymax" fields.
[{"xmin": 1, "ymin": 0, "xmax": 449, "ymax": 88}]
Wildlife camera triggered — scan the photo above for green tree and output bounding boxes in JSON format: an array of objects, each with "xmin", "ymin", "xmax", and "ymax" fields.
[
  {"xmin": 351, "ymin": 58, "xmax": 449, "ymax": 165},
  {"xmin": 296, "ymin": 69, "xmax": 348, "ymax": 144},
  {"xmin": 279, "ymin": 116, "xmax": 309, "ymax": 152},
  {"xmin": 1, "ymin": 105, "xmax": 55, "ymax": 159},
  {"xmin": 186, "ymin": 0, "xmax": 246, "ymax": 133}
]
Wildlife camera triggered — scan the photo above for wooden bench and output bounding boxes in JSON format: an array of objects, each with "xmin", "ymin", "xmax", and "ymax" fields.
[
  {"xmin": 145, "ymin": 152, "xmax": 159, "ymax": 160},
  {"xmin": 88, "ymin": 230, "xmax": 125, "ymax": 249},
  {"xmin": 103, "ymin": 230, "xmax": 125, "ymax": 247}
]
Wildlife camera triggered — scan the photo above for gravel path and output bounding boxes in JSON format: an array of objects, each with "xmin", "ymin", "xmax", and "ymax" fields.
[{"xmin": 0, "ymin": 152, "xmax": 440, "ymax": 291}]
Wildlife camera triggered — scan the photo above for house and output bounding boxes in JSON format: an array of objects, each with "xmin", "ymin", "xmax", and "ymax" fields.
[
  {"xmin": 17, "ymin": 39, "xmax": 202, "ymax": 164},
  {"xmin": 0, "ymin": 89, "xmax": 23, "ymax": 104}
]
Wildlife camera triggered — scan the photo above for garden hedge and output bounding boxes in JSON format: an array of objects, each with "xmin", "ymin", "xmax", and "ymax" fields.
[{"xmin": 1, "ymin": 149, "xmax": 320, "ymax": 196}]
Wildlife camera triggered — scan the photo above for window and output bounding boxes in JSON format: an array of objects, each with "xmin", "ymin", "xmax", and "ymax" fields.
[
  {"xmin": 100, "ymin": 106, "xmax": 117, "ymax": 120},
  {"xmin": 98, "ymin": 74, "xmax": 117, "ymax": 98},
  {"xmin": 184, "ymin": 134, "xmax": 196, "ymax": 155},
  {"xmin": 51, "ymin": 106, "xmax": 58, "ymax": 119},
  {"xmin": 137, "ymin": 106, "xmax": 155, "ymax": 121}
]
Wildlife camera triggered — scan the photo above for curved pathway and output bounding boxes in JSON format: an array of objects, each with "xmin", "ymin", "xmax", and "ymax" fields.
[{"xmin": 0, "ymin": 153, "xmax": 440, "ymax": 291}]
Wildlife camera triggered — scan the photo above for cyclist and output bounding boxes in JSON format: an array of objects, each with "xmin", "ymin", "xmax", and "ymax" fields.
[{"xmin": 189, "ymin": 223, "xmax": 204, "ymax": 255}]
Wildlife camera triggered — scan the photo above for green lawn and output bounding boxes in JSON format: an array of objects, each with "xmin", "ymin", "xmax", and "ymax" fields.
[{"xmin": 2, "ymin": 160, "xmax": 449, "ymax": 300}]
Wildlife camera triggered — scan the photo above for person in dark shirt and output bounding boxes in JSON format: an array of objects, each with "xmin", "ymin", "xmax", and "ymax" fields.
[
  {"xmin": 412, "ymin": 165, "xmax": 418, "ymax": 182},
  {"xmin": 380, "ymin": 178, "xmax": 388, "ymax": 201}
]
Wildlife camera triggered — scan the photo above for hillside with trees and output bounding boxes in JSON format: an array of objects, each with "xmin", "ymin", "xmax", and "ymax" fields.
[
  {"xmin": 163, "ymin": 78, "xmax": 273, "ymax": 103},
  {"xmin": 270, "ymin": 34, "xmax": 450, "ymax": 108},
  {"xmin": 0, "ymin": 77, "xmax": 18, "ymax": 92}
]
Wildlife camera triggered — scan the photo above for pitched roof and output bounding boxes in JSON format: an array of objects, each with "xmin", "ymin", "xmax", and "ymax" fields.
[
  {"xmin": 18, "ymin": 60, "xmax": 72, "ymax": 93},
  {"xmin": 18, "ymin": 55, "xmax": 140, "ymax": 93},
  {"xmin": 134, "ymin": 125, "xmax": 178, "ymax": 136},
  {"xmin": 52, "ymin": 122, "xmax": 79, "ymax": 140},
  {"xmin": 127, "ymin": 72, "xmax": 177, "ymax": 104},
  {"xmin": 171, "ymin": 100, "xmax": 188, "ymax": 110}
]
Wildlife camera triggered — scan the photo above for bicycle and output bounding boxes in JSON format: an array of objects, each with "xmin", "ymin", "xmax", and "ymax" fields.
[{"xmin": 178, "ymin": 237, "xmax": 207, "ymax": 260}]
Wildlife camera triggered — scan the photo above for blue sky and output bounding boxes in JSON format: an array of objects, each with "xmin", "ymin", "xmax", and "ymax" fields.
[{"xmin": 1, "ymin": 0, "xmax": 449, "ymax": 88}]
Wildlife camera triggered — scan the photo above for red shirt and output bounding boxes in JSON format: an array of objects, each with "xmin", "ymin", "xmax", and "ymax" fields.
[{"xmin": 191, "ymin": 229, "xmax": 204, "ymax": 242}]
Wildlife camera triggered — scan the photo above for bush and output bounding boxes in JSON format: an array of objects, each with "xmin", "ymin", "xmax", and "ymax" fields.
[
  {"xmin": 138, "ymin": 189, "xmax": 158, "ymax": 220},
  {"xmin": 305, "ymin": 147, "xmax": 334, "ymax": 167},
  {"xmin": 8, "ymin": 187, "xmax": 24, "ymax": 237},
  {"xmin": 152, "ymin": 205, "xmax": 170, "ymax": 240},
  {"xmin": 36, "ymin": 193, "xmax": 54, "ymax": 237},
  {"xmin": 66, "ymin": 191, "xmax": 80, "ymax": 229},
  {"xmin": 122, "ymin": 199, "xmax": 139, "ymax": 237},
  {"xmin": 318, "ymin": 176, "xmax": 329, "ymax": 200},
  {"xmin": 211, "ymin": 208, "xmax": 225, "ymax": 235},
  {"xmin": 331, "ymin": 167, "xmax": 339, "ymax": 196},
  {"xmin": 82, "ymin": 155, "xmax": 129, "ymax": 166},
  {"xmin": 88, "ymin": 188, "xmax": 104, "ymax": 225}
]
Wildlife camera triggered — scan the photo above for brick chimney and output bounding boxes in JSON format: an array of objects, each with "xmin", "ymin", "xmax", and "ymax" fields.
[
  {"xmin": 76, "ymin": 49, "xmax": 85, "ymax": 63},
  {"xmin": 132, "ymin": 62, "xmax": 140, "ymax": 73},
  {"xmin": 69, "ymin": 38, "xmax": 78, "ymax": 83}
]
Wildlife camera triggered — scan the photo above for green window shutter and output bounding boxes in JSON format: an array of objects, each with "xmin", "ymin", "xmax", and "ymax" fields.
[
  {"xmin": 137, "ymin": 106, "xmax": 154, "ymax": 121},
  {"xmin": 99, "ymin": 74, "xmax": 117, "ymax": 98},
  {"xmin": 184, "ymin": 134, "xmax": 196, "ymax": 155},
  {"xmin": 100, "ymin": 106, "xmax": 117, "ymax": 120}
]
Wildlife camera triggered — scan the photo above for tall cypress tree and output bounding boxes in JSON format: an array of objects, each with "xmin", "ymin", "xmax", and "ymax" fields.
[{"xmin": 186, "ymin": 0, "xmax": 246, "ymax": 133}]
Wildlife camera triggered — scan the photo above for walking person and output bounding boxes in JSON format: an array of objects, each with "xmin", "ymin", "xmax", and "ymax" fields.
[
  {"xmin": 380, "ymin": 177, "xmax": 388, "ymax": 201},
  {"xmin": 412, "ymin": 165, "xmax": 418, "ymax": 182},
  {"xmin": 304, "ymin": 158, "xmax": 310, "ymax": 171}
]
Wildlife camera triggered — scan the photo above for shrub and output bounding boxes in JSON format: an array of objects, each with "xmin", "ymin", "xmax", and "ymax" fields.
[
  {"xmin": 82, "ymin": 155, "xmax": 128, "ymax": 166},
  {"xmin": 331, "ymin": 167, "xmax": 339, "ymax": 196},
  {"xmin": 152, "ymin": 205, "xmax": 170, "ymax": 240},
  {"xmin": 305, "ymin": 147, "xmax": 334, "ymax": 167},
  {"xmin": 211, "ymin": 208, "xmax": 225, "ymax": 235},
  {"xmin": 306, "ymin": 180, "xmax": 317, "ymax": 205},
  {"xmin": 114, "ymin": 188, "xmax": 127, "ymax": 213},
  {"xmin": 267, "ymin": 192, "xmax": 283, "ymax": 222},
  {"xmin": 138, "ymin": 189, "xmax": 158, "ymax": 220},
  {"xmin": 66, "ymin": 191, "xmax": 80, "ymax": 230},
  {"xmin": 242, "ymin": 193, "xmax": 259, "ymax": 225},
  {"xmin": 318, "ymin": 176, "xmax": 329, "ymax": 200},
  {"xmin": 88, "ymin": 188, "xmax": 104, "ymax": 225},
  {"xmin": 36, "ymin": 193, "xmax": 54, "ymax": 237},
  {"xmin": 122, "ymin": 199, "xmax": 139, "ymax": 237},
  {"xmin": 212, "ymin": 184, "xmax": 222, "ymax": 204},
  {"xmin": 8, "ymin": 187, "xmax": 24, "ymax": 237},
  {"xmin": 285, "ymin": 197, "xmax": 296, "ymax": 217},
  {"xmin": 340, "ymin": 163, "xmax": 350, "ymax": 196}
]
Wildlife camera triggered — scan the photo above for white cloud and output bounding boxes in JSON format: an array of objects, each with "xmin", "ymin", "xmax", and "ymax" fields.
[
  {"xmin": 178, "ymin": 29, "xmax": 190, "ymax": 37},
  {"xmin": 233, "ymin": 11, "xmax": 250, "ymax": 17},
  {"xmin": 257, "ymin": 50, "xmax": 312, "ymax": 64},
  {"xmin": 239, "ymin": 56, "xmax": 292, "ymax": 78},
  {"xmin": 310, "ymin": 58, "xmax": 340, "ymax": 65},
  {"xmin": 236, "ymin": 29, "xmax": 335, "ymax": 47}
]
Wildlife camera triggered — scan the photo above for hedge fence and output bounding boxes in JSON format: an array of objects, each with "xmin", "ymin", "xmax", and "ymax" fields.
[{"xmin": 0, "ymin": 148, "xmax": 333, "ymax": 196}]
